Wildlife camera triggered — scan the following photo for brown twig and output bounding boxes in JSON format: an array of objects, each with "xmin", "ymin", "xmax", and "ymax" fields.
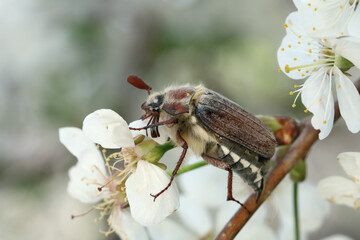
[{"xmin": 215, "ymin": 79, "xmax": 360, "ymax": 240}]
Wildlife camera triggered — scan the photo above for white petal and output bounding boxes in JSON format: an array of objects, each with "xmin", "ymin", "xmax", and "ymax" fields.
[
  {"xmin": 129, "ymin": 119, "xmax": 170, "ymax": 144},
  {"xmin": 59, "ymin": 127, "xmax": 96, "ymax": 158},
  {"xmin": 125, "ymin": 160, "xmax": 179, "ymax": 226},
  {"xmin": 348, "ymin": 4, "xmax": 360, "ymax": 37},
  {"xmin": 147, "ymin": 218, "xmax": 197, "ymax": 240},
  {"xmin": 83, "ymin": 109, "xmax": 134, "ymax": 149},
  {"xmin": 338, "ymin": 152, "xmax": 360, "ymax": 181},
  {"xmin": 333, "ymin": 68, "xmax": 360, "ymax": 133},
  {"xmin": 320, "ymin": 234, "xmax": 354, "ymax": 240},
  {"xmin": 277, "ymin": 12, "xmax": 320, "ymax": 79},
  {"xmin": 108, "ymin": 207, "xmax": 149, "ymax": 240},
  {"xmin": 275, "ymin": 178, "xmax": 330, "ymax": 233},
  {"xmin": 296, "ymin": 0, "xmax": 351, "ymax": 38},
  {"xmin": 278, "ymin": 222, "xmax": 308, "ymax": 240},
  {"xmin": 301, "ymin": 69, "xmax": 334, "ymax": 139},
  {"xmin": 67, "ymin": 149, "xmax": 110, "ymax": 203},
  {"xmin": 318, "ymin": 176, "xmax": 360, "ymax": 209},
  {"xmin": 332, "ymin": 37, "xmax": 360, "ymax": 69},
  {"xmin": 176, "ymin": 196, "xmax": 212, "ymax": 237},
  {"xmin": 129, "ymin": 119, "xmax": 147, "ymax": 138},
  {"xmin": 178, "ymin": 164, "xmax": 228, "ymax": 208}
]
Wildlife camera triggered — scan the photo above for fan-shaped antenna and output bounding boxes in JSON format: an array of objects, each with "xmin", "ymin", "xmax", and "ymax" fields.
[{"xmin": 127, "ymin": 75, "xmax": 152, "ymax": 95}]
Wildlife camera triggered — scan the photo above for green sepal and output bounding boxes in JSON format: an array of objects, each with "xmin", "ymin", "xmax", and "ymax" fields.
[
  {"xmin": 335, "ymin": 55, "xmax": 354, "ymax": 72},
  {"xmin": 142, "ymin": 141, "xmax": 176, "ymax": 163},
  {"xmin": 290, "ymin": 159, "xmax": 307, "ymax": 183},
  {"xmin": 256, "ymin": 115, "xmax": 282, "ymax": 132}
]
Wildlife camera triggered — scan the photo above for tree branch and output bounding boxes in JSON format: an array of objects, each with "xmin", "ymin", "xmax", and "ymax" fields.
[{"xmin": 215, "ymin": 79, "xmax": 360, "ymax": 240}]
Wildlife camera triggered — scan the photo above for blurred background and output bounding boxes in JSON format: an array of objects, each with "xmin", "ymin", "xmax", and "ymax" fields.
[{"xmin": 1, "ymin": 0, "xmax": 359, "ymax": 239}]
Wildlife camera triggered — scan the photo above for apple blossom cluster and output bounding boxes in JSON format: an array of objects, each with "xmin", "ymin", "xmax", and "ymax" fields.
[
  {"xmin": 277, "ymin": 0, "xmax": 360, "ymax": 139},
  {"xmin": 59, "ymin": 109, "xmax": 180, "ymax": 239}
]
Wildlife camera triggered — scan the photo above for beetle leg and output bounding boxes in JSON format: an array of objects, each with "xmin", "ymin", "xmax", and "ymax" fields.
[
  {"xmin": 226, "ymin": 168, "xmax": 250, "ymax": 214},
  {"xmin": 150, "ymin": 131, "xmax": 187, "ymax": 201},
  {"xmin": 129, "ymin": 118, "xmax": 178, "ymax": 131}
]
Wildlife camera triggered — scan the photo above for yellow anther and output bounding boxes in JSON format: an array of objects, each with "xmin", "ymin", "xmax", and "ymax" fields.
[
  {"xmin": 186, "ymin": 93, "xmax": 190, "ymax": 96},
  {"xmin": 95, "ymin": 218, "xmax": 99, "ymax": 223},
  {"xmin": 306, "ymin": 70, "xmax": 309, "ymax": 73},
  {"xmin": 313, "ymin": 27, "xmax": 316, "ymax": 31},
  {"xmin": 298, "ymin": 35, "xmax": 302, "ymax": 39},
  {"xmin": 307, "ymin": 42, "xmax": 311, "ymax": 46},
  {"xmin": 304, "ymin": 109, "xmax": 308, "ymax": 113},
  {"xmin": 341, "ymin": 32, "xmax": 344, "ymax": 35},
  {"xmin": 285, "ymin": 64, "xmax": 290, "ymax": 73},
  {"xmin": 324, "ymin": 49, "xmax": 329, "ymax": 53},
  {"xmin": 309, "ymin": 49, "xmax": 312, "ymax": 53},
  {"xmin": 293, "ymin": 58, "xmax": 297, "ymax": 61},
  {"xmin": 278, "ymin": 69, "xmax": 282, "ymax": 72},
  {"xmin": 308, "ymin": 3, "xmax": 311, "ymax": 6},
  {"xmin": 314, "ymin": 8, "xmax": 318, "ymax": 11},
  {"xmin": 338, "ymin": 84, "xmax": 341, "ymax": 88},
  {"xmin": 292, "ymin": 104, "xmax": 296, "ymax": 108},
  {"xmin": 289, "ymin": 91, "xmax": 294, "ymax": 95},
  {"xmin": 323, "ymin": 38, "xmax": 327, "ymax": 42},
  {"xmin": 323, "ymin": 120, "xmax": 327, "ymax": 124},
  {"xmin": 284, "ymin": 23, "xmax": 289, "ymax": 28},
  {"xmin": 81, "ymin": 177, "xmax": 86, "ymax": 181},
  {"xmin": 298, "ymin": 41, "xmax": 301, "ymax": 44},
  {"xmin": 297, "ymin": 69, "xmax": 301, "ymax": 72},
  {"xmin": 96, "ymin": 144, "xmax": 100, "ymax": 149},
  {"xmin": 301, "ymin": 74, "xmax": 305, "ymax": 77},
  {"xmin": 294, "ymin": 84, "xmax": 298, "ymax": 88},
  {"xmin": 102, "ymin": 149, "xmax": 107, "ymax": 153},
  {"xmin": 314, "ymin": 67, "xmax": 317, "ymax": 71},
  {"xmin": 340, "ymin": 5, "xmax": 343, "ymax": 9},
  {"xmin": 288, "ymin": 44, "xmax": 292, "ymax": 48},
  {"xmin": 121, "ymin": 187, "xmax": 125, "ymax": 191},
  {"xmin": 281, "ymin": 47, "xmax": 285, "ymax": 51},
  {"xmin": 313, "ymin": 59, "xmax": 317, "ymax": 62},
  {"xmin": 124, "ymin": 197, "xmax": 128, "ymax": 202},
  {"xmin": 106, "ymin": 125, "xmax": 109, "ymax": 129},
  {"xmin": 331, "ymin": 91, "xmax": 333, "ymax": 95}
]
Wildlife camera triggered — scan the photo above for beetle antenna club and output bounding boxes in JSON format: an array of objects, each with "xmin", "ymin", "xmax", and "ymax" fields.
[
  {"xmin": 127, "ymin": 75, "xmax": 152, "ymax": 95},
  {"xmin": 127, "ymin": 75, "xmax": 276, "ymax": 210}
]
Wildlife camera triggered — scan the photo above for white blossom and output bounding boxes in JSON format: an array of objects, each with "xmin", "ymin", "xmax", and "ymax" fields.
[
  {"xmin": 318, "ymin": 152, "xmax": 360, "ymax": 210},
  {"xmin": 59, "ymin": 109, "xmax": 180, "ymax": 239},
  {"xmin": 278, "ymin": 11, "xmax": 360, "ymax": 139}
]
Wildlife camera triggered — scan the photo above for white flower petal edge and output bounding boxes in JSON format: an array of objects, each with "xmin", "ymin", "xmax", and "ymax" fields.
[
  {"xmin": 83, "ymin": 109, "xmax": 135, "ymax": 149},
  {"xmin": 332, "ymin": 36, "xmax": 360, "ymax": 69},
  {"xmin": 59, "ymin": 127, "xmax": 96, "ymax": 158},
  {"xmin": 67, "ymin": 149, "xmax": 110, "ymax": 203},
  {"xmin": 108, "ymin": 207, "xmax": 149, "ymax": 240},
  {"xmin": 277, "ymin": 12, "xmax": 320, "ymax": 80},
  {"xmin": 301, "ymin": 68, "xmax": 334, "ymax": 139},
  {"xmin": 348, "ymin": 3, "xmax": 360, "ymax": 37},
  {"xmin": 125, "ymin": 160, "xmax": 179, "ymax": 226},
  {"xmin": 333, "ymin": 67, "xmax": 360, "ymax": 133},
  {"xmin": 318, "ymin": 176, "xmax": 360, "ymax": 209},
  {"xmin": 338, "ymin": 152, "xmax": 360, "ymax": 181},
  {"xmin": 295, "ymin": 0, "xmax": 352, "ymax": 38}
]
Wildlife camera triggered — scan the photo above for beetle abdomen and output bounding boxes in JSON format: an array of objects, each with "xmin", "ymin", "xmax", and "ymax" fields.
[{"xmin": 204, "ymin": 139, "xmax": 269, "ymax": 192}]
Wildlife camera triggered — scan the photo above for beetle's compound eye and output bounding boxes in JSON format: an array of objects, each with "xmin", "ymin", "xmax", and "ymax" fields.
[{"xmin": 148, "ymin": 94, "xmax": 163, "ymax": 110}]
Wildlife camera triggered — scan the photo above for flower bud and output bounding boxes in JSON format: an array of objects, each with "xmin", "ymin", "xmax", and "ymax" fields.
[{"xmin": 290, "ymin": 159, "xmax": 307, "ymax": 182}]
